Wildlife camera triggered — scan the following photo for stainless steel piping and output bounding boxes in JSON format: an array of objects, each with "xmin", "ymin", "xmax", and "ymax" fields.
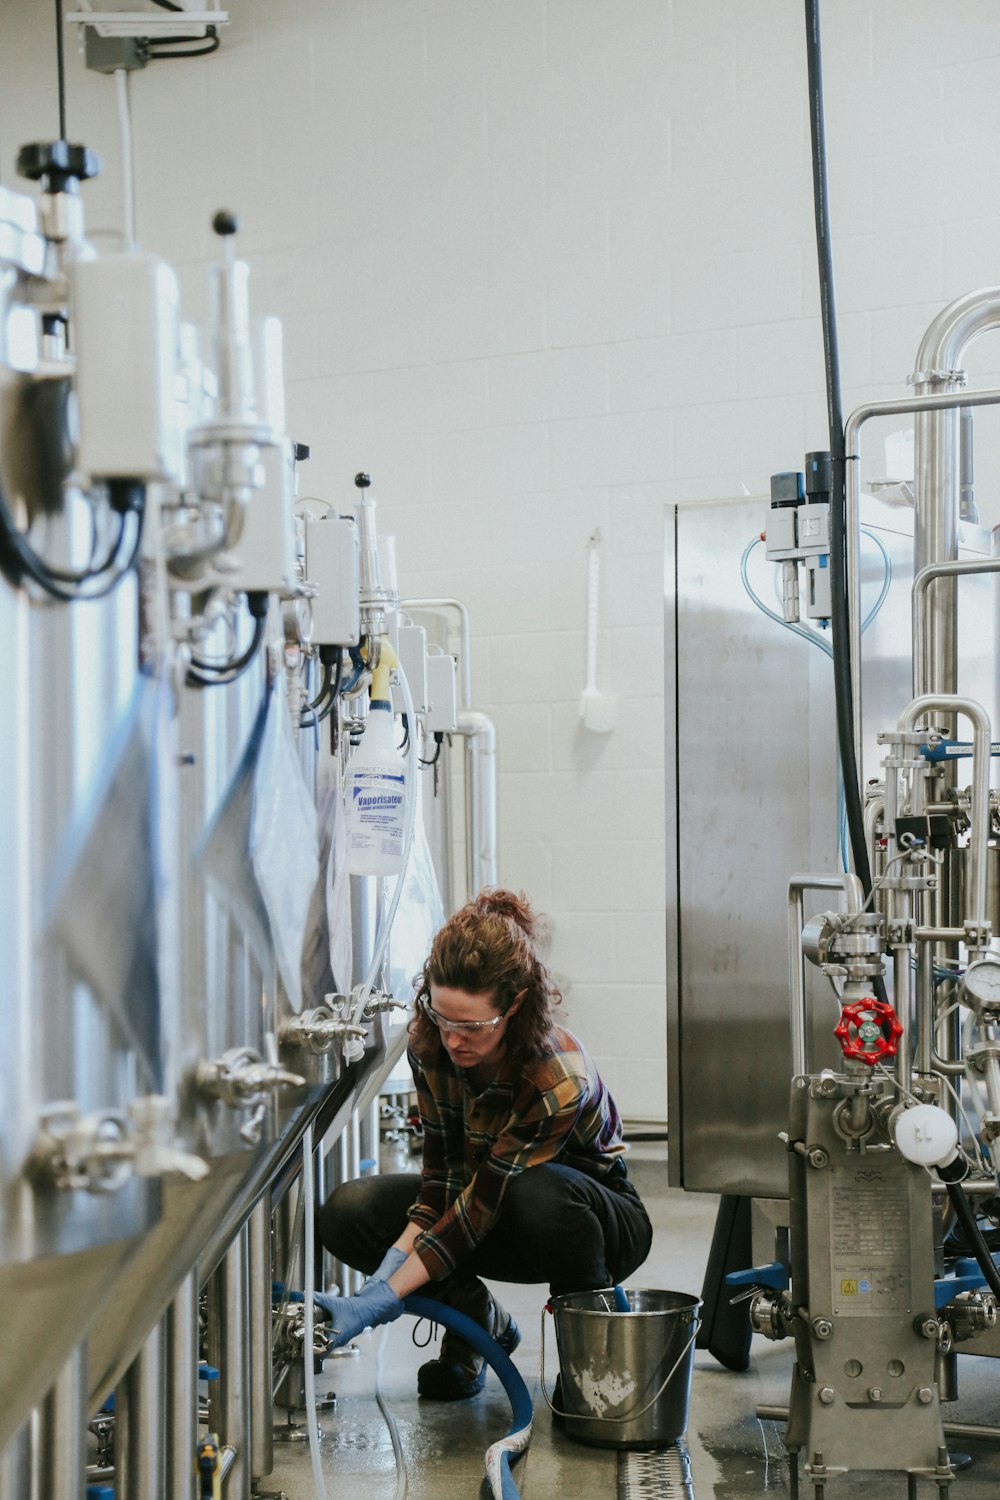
[
  {"xmin": 455, "ymin": 708, "xmax": 498, "ymax": 896},
  {"xmin": 166, "ymin": 1273, "xmax": 199, "ymax": 1500},
  {"xmin": 913, "ymin": 556, "xmax": 1000, "ymax": 697},
  {"xmin": 116, "ymin": 1323, "xmax": 165, "ymax": 1500},
  {"xmin": 248, "ymin": 1195, "xmax": 274, "ymax": 1485},
  {"xmin": 39, "ymin": 1345, "xmax": 87, "ymax": 1500},
  {"xmin": 843, "ymin": 379, "xmax": 1000, "ymax": 775},
  {"xmin": 205, "ymin": 1230, "xmax": 250, "ymax": 1499},
  {"xmin": 787, "ymin": 872, "xmax": 865, "ymax": 1076},
  {"xmin": 0, "ymin": 1421, "xmax": 32, "ymax": 1500},
  {"xmin": 898, "ymin": 695, "xmax": 992, "ymax": 933}
]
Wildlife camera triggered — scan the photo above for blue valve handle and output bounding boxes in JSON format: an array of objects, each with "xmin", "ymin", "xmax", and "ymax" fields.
[
  {"xmin": 920, "ymin": 739, "xmax": 1000, "ymax": 762},
  {"xmin": 724, "ymin": 1260, "xmax": 789, "ymax": 1291}
]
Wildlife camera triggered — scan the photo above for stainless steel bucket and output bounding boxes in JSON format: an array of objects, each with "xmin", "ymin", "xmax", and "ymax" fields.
[{"xmin": 545, "ymin": 1288, "xmax": 701, "ymax": 1449}]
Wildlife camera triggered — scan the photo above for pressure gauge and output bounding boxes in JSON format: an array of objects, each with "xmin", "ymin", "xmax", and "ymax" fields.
[{"xmin": 961, "ymin": 959, "xmax": 1000, "ymax": 1014}]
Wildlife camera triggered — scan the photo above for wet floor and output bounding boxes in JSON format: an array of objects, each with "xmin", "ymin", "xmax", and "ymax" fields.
[{"xmin": 263, "ymin": 1150, "xmax": 1000, "ymax": 1499}]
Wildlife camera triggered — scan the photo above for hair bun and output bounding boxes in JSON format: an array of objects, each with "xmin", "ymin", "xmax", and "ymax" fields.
[{"xmin": 472, "ymin": 887, "xmax": 537, "ymax": 938}]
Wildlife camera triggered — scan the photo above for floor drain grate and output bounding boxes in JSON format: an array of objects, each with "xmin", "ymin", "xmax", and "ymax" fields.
[{"xmin": 617, "ymin": 1441, "xmax": 694, "ymax": 1498}]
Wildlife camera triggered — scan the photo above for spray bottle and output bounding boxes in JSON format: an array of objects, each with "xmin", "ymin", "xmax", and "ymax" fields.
[{"xmin": 345, "ymin": 641, "xmax": 407, "ymax": 876}]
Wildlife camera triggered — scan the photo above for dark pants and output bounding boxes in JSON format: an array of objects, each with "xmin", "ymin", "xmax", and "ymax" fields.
[{"xmin": 317, "ymin": 1164, "xmax": 653, "ymax": 1298}]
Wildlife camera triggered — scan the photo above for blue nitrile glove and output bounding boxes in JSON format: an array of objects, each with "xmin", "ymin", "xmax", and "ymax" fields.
[
  {"xmin": 366, "ymin": 1245, "xmax": 408, "ymax": 1286},
  {"xmin": 313, "ymin": 1277, "xmax": 403, "ymax": 1348}
]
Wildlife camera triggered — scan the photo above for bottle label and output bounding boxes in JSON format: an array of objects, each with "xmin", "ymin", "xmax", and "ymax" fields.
[{"xmin": 349, "ymin": 770, "xmax": 406, "ymax": 857}]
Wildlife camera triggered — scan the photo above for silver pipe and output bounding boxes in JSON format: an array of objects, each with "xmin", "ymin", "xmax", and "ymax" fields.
[
  {"xmin": 401, "ymin": 596, "xmax": 472, "ymax": 708},
  {"xmin": 913, "ymin": 557, "xmax": 1000, "ymax": 698},
  {"xmin": 898, "ymin": 696, "xmax": 991, "ymax": 930},
  {"xmin": 844, "ymin": 379, "xmax": 1000, "ymax": 777},
  {"xmin": 913, "ymin": 290, "xmax": 1000, "ymax": 697},
  {"xmin": 166, "ymin": 1274, "xmax": 199, "ymax": 1500},
  {"xmin": 39, "ymin": 1345, "xmax": 87, "ymax": 1500},
  {"xmin": 0, "ymin": 1422, "xmax": 33, "ymax": 1500},
  {"xmin": 787, "ymin": 873, "xmax": 865, "ymax": 1076},
  {"xmin": 206, "ymin": 1231, "xmax": 250, "ymax": 1500},
  {"xmin": 116, "ymin": 1323, "xmax": 165, "ymax": 1500},
  {"xmin": 248, "ymin": 1196, "xmax": 274, "ymax": 1485},
  {"xmin": 455, "ymin": 708, "xmax": 497, "ymax": 896}
]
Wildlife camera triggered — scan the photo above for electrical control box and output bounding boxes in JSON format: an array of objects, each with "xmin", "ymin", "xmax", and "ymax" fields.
[
  {"xmin": 304, "ymin": 513, "xmax": 360, "ymax": 645},
  {"xmin": 71, "ymin": 252, "xmax": 183, "ymax": 483},
  {"xmin": 393, "ymin": 624, "xmax": 428, "ymax": 716},
  {"xmin": 226, "ymin": 437, "xmax": 298, "ymax": 594},
  {"xmin": 425, "ymin": 649, "xmax": 458, "ymax": 733}
]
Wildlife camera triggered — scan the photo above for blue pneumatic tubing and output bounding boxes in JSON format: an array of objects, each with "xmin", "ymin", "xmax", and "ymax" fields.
[
  {"xmin": 612, "ymin": 1283, "xmax": 630, "ymax": 1312},
  {"xmin": 402, "ymin": 1294, "xmax": 533, "ymax": 1500}
]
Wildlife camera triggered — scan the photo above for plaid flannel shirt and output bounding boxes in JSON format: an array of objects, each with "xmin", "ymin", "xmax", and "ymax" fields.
[{"xmin": 406, "ymin": 1025, "xmax": 627, "ymax": 1280}]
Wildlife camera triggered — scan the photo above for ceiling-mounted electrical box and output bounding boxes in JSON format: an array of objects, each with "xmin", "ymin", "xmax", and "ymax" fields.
[{"xmin": 68, "ymin": 5, "xmax": 229, "ymax": 40}]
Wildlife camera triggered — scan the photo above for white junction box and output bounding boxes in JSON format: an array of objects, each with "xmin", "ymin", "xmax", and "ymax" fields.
[
  {"xmin": 71, "ymin": 252, "xmax": 183, "ymax": 484},
  {"xmin": 394, "ymin": 623, "xmax": 428, "ymax": 715},
  {"xmin": 305, "ymin": 513, "xmax": 360, "ymax": 645},
  {"xmin": 425, "ymin": 649, "xmax": 458, "ymax": 733},
  {"xmin": 229, "ymin": 438, "xmax": 298, "ymax": 595}
]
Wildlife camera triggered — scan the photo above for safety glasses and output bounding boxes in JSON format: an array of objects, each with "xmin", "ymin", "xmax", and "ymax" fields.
[{"xmin": 420, "ymin": 996, "xmax": 507, "ymax": 1035}]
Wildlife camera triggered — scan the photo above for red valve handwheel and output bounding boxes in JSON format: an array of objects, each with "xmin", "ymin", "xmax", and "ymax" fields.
[{"xmin": 834, "ymin": 997, "xmax": 904, "ymax": 1066}]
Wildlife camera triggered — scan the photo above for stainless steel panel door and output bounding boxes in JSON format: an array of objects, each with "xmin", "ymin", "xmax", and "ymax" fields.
[{"xmin": 665, "ymin": 496, "xmax": 998, "ymax": 1197}]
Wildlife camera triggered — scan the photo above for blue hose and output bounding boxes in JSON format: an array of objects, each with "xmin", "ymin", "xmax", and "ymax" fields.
[
  {"xmin": 402, "ymin": 1294, "xmax": 533, "ymax": 1500},
  {"xmin": 611, "ymin": 1283, "xmax": 630, "ymax": 1312}
]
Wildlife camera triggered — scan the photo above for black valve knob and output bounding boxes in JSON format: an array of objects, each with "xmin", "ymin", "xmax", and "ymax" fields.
[
  {"xmin": 354, "ymin": 472, "xmax": 372, "ymax": 489},
  {"xmin": 212, "ymin": 210, "xmax": 239, "ymax": 237},
  {"xmin": 17, "ymin": 140, "xmax": 101, "ymax": 194}
]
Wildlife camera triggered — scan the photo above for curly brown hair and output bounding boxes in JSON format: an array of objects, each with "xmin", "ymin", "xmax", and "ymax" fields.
[{"xmin": 409, "ymin": 888, "xmax": 562, "ymax": 1072}]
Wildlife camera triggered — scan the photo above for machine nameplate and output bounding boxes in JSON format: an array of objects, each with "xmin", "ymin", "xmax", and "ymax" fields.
[{"xmin": 829, "ymin": 1168, "xmax": 912, "ymax": 1315}]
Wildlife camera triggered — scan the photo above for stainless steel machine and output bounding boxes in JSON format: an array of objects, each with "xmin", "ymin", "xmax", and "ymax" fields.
[
  {"xmin": 666, "ymin": 290, "xmax": 1000, "ymax": 1495},
  {"xmin": 0, "ymin": 140, "xmax": 493, "ymax": 1500}
]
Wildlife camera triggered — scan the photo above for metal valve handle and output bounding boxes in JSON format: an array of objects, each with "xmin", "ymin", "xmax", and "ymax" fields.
[{"xmin": 834, "ymin": 996, "xmax": 904, "ymax": 1066}]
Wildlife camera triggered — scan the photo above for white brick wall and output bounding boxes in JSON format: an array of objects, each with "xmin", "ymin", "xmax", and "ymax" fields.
[{"xmin": 4, "ymin": 0, "xmax": 1000, "ymax": 1121}]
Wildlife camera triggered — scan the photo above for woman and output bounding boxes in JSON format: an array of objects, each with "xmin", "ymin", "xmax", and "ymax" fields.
[{"xmin": 316, "ymin": 888, "xmax": 652, "ymax": 1400}]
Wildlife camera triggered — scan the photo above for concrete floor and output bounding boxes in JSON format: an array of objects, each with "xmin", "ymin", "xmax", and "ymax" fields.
[{"xmin": 264, "ymin": 1148, "xmax": 1000, "ymax": 1499}]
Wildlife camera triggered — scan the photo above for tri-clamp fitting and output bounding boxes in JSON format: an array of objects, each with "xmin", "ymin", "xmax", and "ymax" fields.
[
  {"xmin": 356, "ymin": 988, "xmax": 408, "ymax": 1022},
  {"xmin": 273, "ymin": 1302, "xmax": 336, "ymax": 1364},
  {"xmin": 947, "ymin": 1288, "xmax": 999, "ymax": 1342},
  {"xmin": 280, "ymin": 1004, "xmax": 368, "ymax": 1055},
  {"xmin": 196, "ymin": 1047, "xmax": 305, "ymax": 1145},
  {"xmin": 29, "ymin": 1095, "xmax": 208, "ymax": 1194}
]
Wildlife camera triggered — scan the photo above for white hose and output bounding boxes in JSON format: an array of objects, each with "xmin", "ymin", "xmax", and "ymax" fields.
[
  {"xmin": 375, "ymin": 1324, "xmax": 408, "ymax": 1500},
  {"xmin": 345, "ymin": 659, "xmax": 420, "ymax": 1054},
  {"xmin": 302, "ymin": 1122, "xmax": 332, "ymax": 1500}
]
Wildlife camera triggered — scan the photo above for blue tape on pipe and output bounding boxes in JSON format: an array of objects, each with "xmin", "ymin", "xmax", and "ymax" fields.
[{"xmin": 403, "ymin": 1294, "xmax": 532, "ymax": 1500}]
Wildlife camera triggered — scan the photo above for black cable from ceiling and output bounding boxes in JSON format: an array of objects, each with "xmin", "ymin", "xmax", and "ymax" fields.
[
  {"xmin": 803, "ymin": 0, "xmax": 874, "ymax": 903},
  {"xmin": 54, "ymin": 0, "xmax": 67, "ymax": 139}
]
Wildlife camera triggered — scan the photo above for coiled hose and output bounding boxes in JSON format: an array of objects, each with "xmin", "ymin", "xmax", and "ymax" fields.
[{"xmin": 402, "ymin": 1296, "xmax": 533, "ymax": 1500}]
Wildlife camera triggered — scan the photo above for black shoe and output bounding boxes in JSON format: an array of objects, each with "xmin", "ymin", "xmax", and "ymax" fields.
[{"xmin": 417, "ymin": 1282, "xmax": 521, "ymax": 1400}]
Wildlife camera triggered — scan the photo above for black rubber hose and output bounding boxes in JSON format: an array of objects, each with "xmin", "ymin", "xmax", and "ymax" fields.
[
  {"xmin": 0, "ymin": 495, "xmax": 144, "ymax": 601},
  {"xmin": 803, "ymin": 0, "xmax": 874, "ymax": 901},
  {"xmin": 944, "ymin": 1175, "xmax": 1000, "ymax": 1302},
  {"xmin": 186, "ymin": 612, "xmax": 266, "ymax": 689}
]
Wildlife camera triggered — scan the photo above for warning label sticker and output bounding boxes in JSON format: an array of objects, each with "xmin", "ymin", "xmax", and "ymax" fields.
[{"xmin": 830, "ymin": 1168, "xmax": 912, "ymax": 1315}]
